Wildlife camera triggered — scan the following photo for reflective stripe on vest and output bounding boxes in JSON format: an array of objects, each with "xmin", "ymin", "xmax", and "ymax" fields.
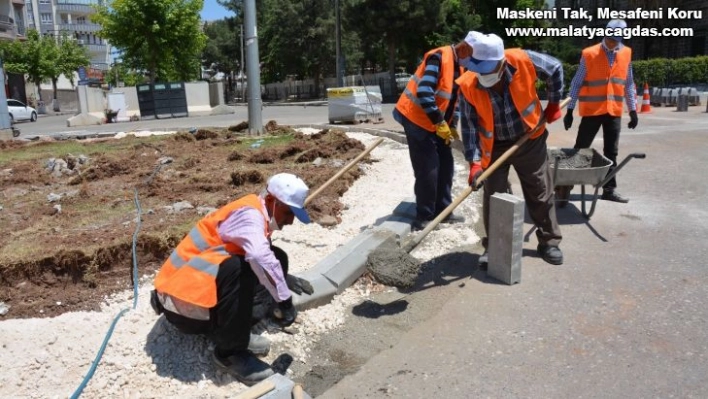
[
  {"xmin": 154, "ymin": 194, "xmax": 269, "ymax": 310},
  {"xmin": 455, "ymin": 49, "xmax": 545, "ymax": 170},
  {"xmin": 578, "ymin": 44, "xmax": 632, "ymax": 117},
  {"xmin": 394, "ymin": 46, "xmax": 462, "ymax": 132}
]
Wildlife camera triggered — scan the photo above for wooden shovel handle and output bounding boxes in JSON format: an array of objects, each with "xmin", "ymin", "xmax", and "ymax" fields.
[
  {"xmin": 304, "ymin": 137, "xmax": 384, "ymax": 205},
  {"xmin": 402, "ymin": 97, "xmax": 571, "ymax": 253}
]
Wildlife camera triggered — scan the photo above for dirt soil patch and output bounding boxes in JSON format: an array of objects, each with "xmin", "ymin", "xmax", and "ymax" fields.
[{"xmin": 0, "ymin": 124, "xmax": 369, "ymax": 320}]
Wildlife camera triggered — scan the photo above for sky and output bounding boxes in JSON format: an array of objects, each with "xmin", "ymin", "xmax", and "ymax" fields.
[{"xmin": 200, "ymin": 0, "xmax": 234, "ymax": 21}]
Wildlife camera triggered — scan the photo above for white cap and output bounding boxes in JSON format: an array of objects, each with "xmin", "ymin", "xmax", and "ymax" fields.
[
  {"xmin": 464, "ymin": 31, "xmax": 505, "ymax": 74},
  {"xmin": 266, "ymin": 173, "xmax": 310, "ymax": 224},
  {"xmin": 606, "ymin": 19, "xmax": 627, "ymax": 42}
]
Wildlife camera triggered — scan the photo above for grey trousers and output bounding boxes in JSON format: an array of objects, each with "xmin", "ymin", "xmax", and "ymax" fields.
[{"xmin": 482, "ymin": 131, "xmax": 562, "ymax": 247}]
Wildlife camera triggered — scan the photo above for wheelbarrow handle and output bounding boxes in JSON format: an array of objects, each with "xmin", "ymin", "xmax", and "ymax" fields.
[{"xmin": 597, "ymin": 152, "xmax": 647, "ymax": 188}]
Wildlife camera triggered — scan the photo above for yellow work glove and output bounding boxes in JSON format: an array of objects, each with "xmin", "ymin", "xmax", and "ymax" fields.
[
  {"xmin": 450, "ymin": 127, "xmax": 460, "ymax": 142},
  {"xmin": 435, "ymin": 121, "xmax": 453, "ymax": 145}
]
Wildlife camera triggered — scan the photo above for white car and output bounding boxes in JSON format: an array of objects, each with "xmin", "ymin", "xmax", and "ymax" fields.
[{"xmin": 7, "ymin": 99, "xmax": 38, "ymax": 123}]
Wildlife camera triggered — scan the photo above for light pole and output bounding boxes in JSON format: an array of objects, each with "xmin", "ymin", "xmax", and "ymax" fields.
[
  {"xmin": 244, "ymin": 0, "xmax": 263, "ymax": 135},
  {"xmin": 335, "ymin": 0, "xmax": 343, "ymax": 87}
]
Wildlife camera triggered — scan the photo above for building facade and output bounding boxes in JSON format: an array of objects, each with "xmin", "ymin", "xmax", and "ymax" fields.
[
  {"xmin": 25, "ymin": 0, "xmax": 111, "ymax": 70},
  {"xmin": 0, "ymin": 0, "xmax": 27, "ymax": 41},
  {"xmin": 556, "ymin": 0, "xmax": 707, "ymax": 60}
]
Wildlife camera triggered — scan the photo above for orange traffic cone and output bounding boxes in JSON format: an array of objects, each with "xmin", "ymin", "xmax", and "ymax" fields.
[{"xmin": 640, "ymin": 82, "xmax": 652, "ymax": 113}]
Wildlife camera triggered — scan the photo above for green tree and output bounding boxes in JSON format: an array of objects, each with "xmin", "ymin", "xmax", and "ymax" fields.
[
  {"xmin": 259, "ymin": 0, "xmax": 340, "ymax": 94},
  {"xmin": 46, "ymin": 32, "xmax": 90, "ymax": 111},
  {"xmin": 346, "ymin": 0, "xmax": 443, "ymax": 93},
  {"xmin": 3, "ymin": 30, "xmax": 56, "ymax": 106},
  {"xmin": 92, "ymin": 0, "xmax": 207, "ymax": 83},
  {"xmin": 202, "ymin": 18, "xmax": 239, "ymax": 77}
]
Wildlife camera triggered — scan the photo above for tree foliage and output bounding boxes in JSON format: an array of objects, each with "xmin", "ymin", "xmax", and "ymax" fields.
[
  {"xmin": 92, "ymin": 0, "xmax": 207, "ymax": 83},
  {"xmin": 202, "ymin": 18, "xmax": 240, "ymax": 76},
  {"xmin": 0, "ymin": 29, "xmax": 89, "ymax": 106}
]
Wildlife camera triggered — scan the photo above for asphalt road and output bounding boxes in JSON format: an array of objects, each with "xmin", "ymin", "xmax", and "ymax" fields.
[
  {"xmin": 322, "ymin": 105, "xmax": 708, "ymax": 398},
  {"xmin": 14, "ymin": 103, "xmax": 402, "ymax": 138}
]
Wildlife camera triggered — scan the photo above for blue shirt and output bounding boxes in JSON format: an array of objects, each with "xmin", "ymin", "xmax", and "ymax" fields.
[
  {"xmin": 567, "ymin": 42, "xmax": 637, "ymax": 111},
  {"xmin": 459, "ymin": 50, "xmax": 564, "ymax": 162},
  {"xmin": 416, "ymin": 47, "xmax": 461, "ymax": 126}
]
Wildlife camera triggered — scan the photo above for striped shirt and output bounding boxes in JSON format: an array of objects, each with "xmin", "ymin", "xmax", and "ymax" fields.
[
  {"xmin": 417, "ymin": 47, "xmax": 461, "ymax": 126},
  {"xmin": 567, "ymin": 42, "xmax": 637, "ymax": 111},
  {"xmin": 460, "ymin": 50, "xmax": 564, "ymax": 162},
  {"xmin": 217, "ymin": 198, "xmax": 291, "ymax": 302}
]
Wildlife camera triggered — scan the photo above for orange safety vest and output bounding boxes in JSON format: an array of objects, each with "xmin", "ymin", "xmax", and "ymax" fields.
[
  {"xmin": 395, "ymin": 46, "xmax": 463, "ymax": 132},
  {"xmin": 455, "ymin": 49, "xmax": 545, "ymax": 169},
  {"xmin": 154, "ymin": 194, "xmax": 269, "ymax": 309},
  {"xmin": 578, "ymin": 43, "xmax": 632, "ymax": 117}
]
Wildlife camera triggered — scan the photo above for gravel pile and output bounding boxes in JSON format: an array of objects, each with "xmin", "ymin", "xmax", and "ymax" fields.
[{"xmin": 0, "ymin": 130, "xmax": 481, "ymax": 398}]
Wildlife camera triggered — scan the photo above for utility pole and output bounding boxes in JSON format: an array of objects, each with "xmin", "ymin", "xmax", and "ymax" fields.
[
  {"xmin": 240, "ymin": 24, "xmax": 245, "ymax": 102},
  {"xmin": 0, "ymin": 57, "xmax": 12, "ymax": 131},
  {"xmin": 335, "ymin": 0, "xmax": 343, "ymax": 87},
  {"xmin": 244, "ymin": 0, "xmax": 263, "ymax": 135}
]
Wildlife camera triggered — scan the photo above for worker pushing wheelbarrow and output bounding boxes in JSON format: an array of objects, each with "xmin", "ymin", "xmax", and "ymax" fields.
[{"xmin": 551, "ymin": 148, "xmax": 645, "ymax": 219}]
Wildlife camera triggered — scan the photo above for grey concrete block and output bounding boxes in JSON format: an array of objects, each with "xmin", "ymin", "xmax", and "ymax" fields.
[
  {"xmin": 377, "ymin": 217, "xmax": 412, "ymax": 239},
  {"xmin": 258, "ymin": 373, "xmax": 295, "ymax": 399},
  {"xmin": 488, "ymin": 193, "xmax": 524, "ymax": 285},
  {"xmin": 291, "ymin": 273, "xmax": 338, "ymax": 311},
  {"xmin": 320, "ymin": 229, "xmax": 398, "ymax": 293}
]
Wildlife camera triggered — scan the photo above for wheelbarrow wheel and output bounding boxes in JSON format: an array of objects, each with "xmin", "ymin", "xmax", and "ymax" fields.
[{"xmin": 555, "ymin": 185, "xmax": 572, "ymax": 208}]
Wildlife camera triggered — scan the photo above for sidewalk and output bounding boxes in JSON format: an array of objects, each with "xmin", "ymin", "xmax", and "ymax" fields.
[{"xmin": 318, "ymin": 112, "xmax": 708, "ymax": 398}]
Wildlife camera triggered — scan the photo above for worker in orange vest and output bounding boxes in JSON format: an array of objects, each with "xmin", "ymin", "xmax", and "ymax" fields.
[
  {"xmin": 457, "ymin": 31, "xmax": 564, "ymax": 266},
  {"xmin": 151, "ymin": 173, "xmax": 312, "ymax": 386},
  {"xmin": 393, "ymin": 33, "xmax": 472, "ymax": 231},
  {"xmin": 563, "ymin": 19, "xmax": 638, "ymax": 203}
]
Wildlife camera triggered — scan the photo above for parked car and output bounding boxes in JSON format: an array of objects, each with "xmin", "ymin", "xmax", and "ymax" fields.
[{"xmin": 7, "ymin": 99, "xmax": 38, "ymax": 123}]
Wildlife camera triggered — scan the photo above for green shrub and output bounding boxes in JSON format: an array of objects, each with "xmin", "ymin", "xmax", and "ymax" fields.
[{"xmin": 563, "ymin": 55, "xmax": 708, "ymax": 88}]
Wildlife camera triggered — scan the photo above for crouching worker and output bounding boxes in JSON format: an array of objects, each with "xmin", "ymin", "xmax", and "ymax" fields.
[{"xmin": 150, "ymin": 173, "xmax": 311, "ymax": 386}]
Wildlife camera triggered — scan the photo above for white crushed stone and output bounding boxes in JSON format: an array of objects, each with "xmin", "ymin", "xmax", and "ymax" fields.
[{"xmin": 0, "ymin": 130, "xmax": 481, "ymax": 398}]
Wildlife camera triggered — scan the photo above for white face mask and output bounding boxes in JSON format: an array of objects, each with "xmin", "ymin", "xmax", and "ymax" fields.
[
  {"xmin": 478, "ymin": 63, "xmax": 505, "ymax": 88},
  {"xmin": 268, "ymin": 202, "xmax": 281, "ymax": 231}
]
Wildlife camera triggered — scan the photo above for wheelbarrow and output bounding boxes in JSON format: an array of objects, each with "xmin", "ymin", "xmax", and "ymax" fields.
[{"xmin": 550, "ymin": 148, "xmax": 646, "ymax": 219}]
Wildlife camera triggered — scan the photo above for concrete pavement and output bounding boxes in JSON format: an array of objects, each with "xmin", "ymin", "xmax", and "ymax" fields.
[{"xmin": 320, "ymin": 106, "xmax": 708, "ymax": 398}]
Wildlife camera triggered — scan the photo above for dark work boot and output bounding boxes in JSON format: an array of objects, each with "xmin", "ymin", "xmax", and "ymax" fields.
[
  {"xmin": 441, "ymin": 212, "xmax": 466, "ymax": 224},
  {"xmin": 601, "ymin": 189, "xmax": 629, "ymax": 203},
  {"xmin": 411, "ymin": 218, "xmax": 430, "ymax": 232},
  {"xmin": 212, "ymin": 350, "xmax": 274, "ymax": 386},
  {"xmin": 537, "ymin": 244, "xmax": 563, "ymax": 265}
]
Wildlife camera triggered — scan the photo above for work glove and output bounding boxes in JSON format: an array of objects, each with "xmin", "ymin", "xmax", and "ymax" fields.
[
  {"xmin": 286, "ymin": 274, "xmax": 314, "ymax": 296},
  {"xmin": 543, "ymin": 102, "xmax": 561, "ymax": 124},
  {"xmin": 563, "ymin": 109, "xmax": 574, "ymax": 131},
  {"xmin": 628, "ymin": 110, "xmax": 638, "ymax": 129},
  {"xmin": 468, "ymin": 161, "xmax": 484, "ymax": 190},
  {"xmin": 435, "ymin": 121, "xmax": 454, "ymax": 145},
  {"xmin": 449, "ymin": 127, "xmax": 461, "ymax": 142},
  {"xmin": 272, "ymin": 297, "xmax": 298, "ymax": 327}
]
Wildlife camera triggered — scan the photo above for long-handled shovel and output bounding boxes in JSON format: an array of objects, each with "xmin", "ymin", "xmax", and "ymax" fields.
[
  {"xmin": 286, "ymin": 137, "xmax": 385, "ymax": 296},
  {"xmin": 401, "ymin": 97, "xmax": 571, "ymax": 253},
  {"xmin": 305, "ymin": 137, "xmax": 384, "ymax": 205}
]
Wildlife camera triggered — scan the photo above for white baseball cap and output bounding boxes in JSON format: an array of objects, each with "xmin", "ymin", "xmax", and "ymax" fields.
[
  {"xmin": 606, "ymin": 19, "xmax": 627, "ymax": 42},
  {"xmin": 464, "ymin": 31, "xmax": 505, "ymax": 74},
  {"xmin": 266, "ymin": 173, "xmax": 311, "ymax": 224}
]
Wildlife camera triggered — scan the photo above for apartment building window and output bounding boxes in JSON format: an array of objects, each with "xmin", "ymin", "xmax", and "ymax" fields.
[
  {"xmin": 76, "ymin": 16, "xmax": 86, "ymax": 24},
  {"xmin": 40, "ymin": 13, "xmax": 52, "ymax": 24},
  {"xmin": 39, "ymin": 0, "xmax": 51, "ymax": 4}
]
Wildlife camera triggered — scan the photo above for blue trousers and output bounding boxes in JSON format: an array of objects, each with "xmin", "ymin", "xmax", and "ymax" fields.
[{"xmin": 394, "ymin": 109, "xmax": 454, "ymax": 221}]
